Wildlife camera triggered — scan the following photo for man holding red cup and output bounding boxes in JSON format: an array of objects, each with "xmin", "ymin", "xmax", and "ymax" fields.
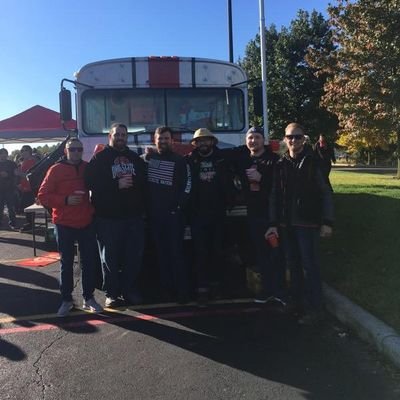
[
  {"xmin": 38, "ymin": 138, "xmax": 103, "ymax": 317},
  {"xmin": 266, "ymin": 123, "xmax": 334, "ymax": 325},
  {"xmin": 224, "ymin": 127, "xmax": 286, "ymax": 304}
]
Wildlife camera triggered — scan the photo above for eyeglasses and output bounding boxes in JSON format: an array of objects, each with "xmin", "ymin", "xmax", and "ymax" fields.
[
  {"xmin": 285, "ymin": 134, "xmax": 304, "ymax": 141},
  {"xmin": 67, "ymin": 147, "xmax": 83, "ymax": 152}
]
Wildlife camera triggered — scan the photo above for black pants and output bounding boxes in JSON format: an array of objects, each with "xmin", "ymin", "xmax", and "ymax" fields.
[
  {"xmin": 150, "ymin": 211, "xmax": 188, "ymax": 298},
  {"xmin": 247, "ymin": 216, "xmax": 286, "ymax": 298},
  {"xmin": 20, "ymin": 191, "xmax": 35, "ymax": 225},
  {"xmin": 191, "ymin": 214, "xmax": 225, "ymax": 291}
]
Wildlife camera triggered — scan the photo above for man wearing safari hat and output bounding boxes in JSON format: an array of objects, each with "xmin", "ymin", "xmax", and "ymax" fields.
[{"xmin": 186, "ymin": 128, "xmax": 234, "ymax": 306}]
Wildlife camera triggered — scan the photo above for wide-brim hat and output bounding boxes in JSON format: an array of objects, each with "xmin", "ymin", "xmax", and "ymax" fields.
[{"xmin": 191, "ymin": 128, "xmax": 218, "ymax": 145}]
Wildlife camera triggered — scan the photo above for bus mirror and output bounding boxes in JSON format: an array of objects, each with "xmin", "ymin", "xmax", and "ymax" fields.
[
  {"xmin": 59, "ymin": 88, "xmax": 72, "ymax": 121},
  {"xmin": 253, "ymin": 86, "xmax": 263, "ymax": 117}
]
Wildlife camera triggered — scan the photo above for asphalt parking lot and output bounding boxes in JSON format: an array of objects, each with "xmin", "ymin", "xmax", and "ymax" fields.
[{"xmin": 1, "ymin": 222, "xmax": 400, "ymax": 400}]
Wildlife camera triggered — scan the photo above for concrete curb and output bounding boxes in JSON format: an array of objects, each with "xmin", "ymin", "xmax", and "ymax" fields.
[{"xmin": 323, "ymin": 283, "xmax": 400, "ymax": 370}]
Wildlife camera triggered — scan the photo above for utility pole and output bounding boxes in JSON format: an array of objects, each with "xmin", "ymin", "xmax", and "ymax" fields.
[
  {"xmin": 228, "ymin": 0, "xmax": 234, "ymax": 63},
  {"xmin": 259, "ymin": 0, "xmax": 269, "ymax": 142}
]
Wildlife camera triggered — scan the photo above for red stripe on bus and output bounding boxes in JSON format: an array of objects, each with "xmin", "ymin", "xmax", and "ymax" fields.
[{"xmin": 148, "ymin": 57, "xmax": 180, "ymax": 88}]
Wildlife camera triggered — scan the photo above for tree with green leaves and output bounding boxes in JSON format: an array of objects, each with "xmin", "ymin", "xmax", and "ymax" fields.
[
  {"xmin": 308, "ymin": 0, "xmax": 400, "ymax": 172},
  {"xmin": 240, "ymin": 10, "xmax": 338, "ymax": 141}
]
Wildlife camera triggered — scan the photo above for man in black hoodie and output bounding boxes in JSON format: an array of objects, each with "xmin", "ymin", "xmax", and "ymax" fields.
[
  {"xmin": 186, "ymin": 128, "xmax": 234, "ymax": 306},
  {"xmin": 146, "ymin": 126, "xmax": 191, "ymax": 303},
  {"xmin": 85, "ymin": 123, "xmax": 146, "ymax": 308}
]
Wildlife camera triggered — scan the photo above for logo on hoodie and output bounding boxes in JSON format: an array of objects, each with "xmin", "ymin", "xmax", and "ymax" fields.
[{"xmin": 111, "ymin": 156, "xmax": 136, "ymax": 179}]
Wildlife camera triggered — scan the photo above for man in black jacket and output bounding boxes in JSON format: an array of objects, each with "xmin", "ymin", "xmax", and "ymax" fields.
[
  {"xmin": 186, "ymin": 128, "xmax": 234, "ymax": 306},
  {"xmin": 146, "ymin": 126, "xmax": 191, "ymax": 303},
  {"xmin": 266, "ymin": 123, "xmax": 334, "ymax": 324},
  {"xmin": 224, "ymin": 127, "xmax": 284, "ymax": 304},
  {"xmin": 85, "ymin": 123, "xmax": 146, "ymax": 308}
]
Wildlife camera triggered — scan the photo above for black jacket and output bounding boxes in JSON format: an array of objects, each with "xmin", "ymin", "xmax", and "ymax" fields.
[
  {"xmin": 84, "ymin": 145, "xmax": 146, "ymax": 218},
  {"xmin": 270, "ymin": 148, "xmax": 334, "ymax": 227},
  {"xmin": 185, "ymin": 147, "xmax": 235, "ymax": 218},
  {"xmin": 223, "ymin": 145, "xmax": 278, "ymax": 218}
]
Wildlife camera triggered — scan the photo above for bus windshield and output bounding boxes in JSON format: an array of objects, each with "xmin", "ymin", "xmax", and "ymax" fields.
[{"xmin": 81, "ymin": 88, "xmax": 245, "ymax": 134}]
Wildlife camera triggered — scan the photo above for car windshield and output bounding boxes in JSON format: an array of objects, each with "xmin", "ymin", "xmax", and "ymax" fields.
[{"xmin": 81, "ymin": 88, "xmax": 245, "ymax": 134}]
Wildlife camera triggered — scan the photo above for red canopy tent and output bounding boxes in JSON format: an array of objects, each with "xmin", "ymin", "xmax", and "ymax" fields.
[{"xmin": 0, "ymin": 105, "xmax": 76, "ymax": 144}]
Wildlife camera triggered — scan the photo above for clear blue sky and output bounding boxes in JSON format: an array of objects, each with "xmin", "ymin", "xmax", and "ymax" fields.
[{"xmin": 0, "ymin": 0, "xmax": 331, "ymax": 122}]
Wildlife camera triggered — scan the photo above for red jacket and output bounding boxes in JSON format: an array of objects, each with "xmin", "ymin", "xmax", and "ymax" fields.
[{"xmin": 38, "ymin": 160, "xmax": 94, "ymax": 228}]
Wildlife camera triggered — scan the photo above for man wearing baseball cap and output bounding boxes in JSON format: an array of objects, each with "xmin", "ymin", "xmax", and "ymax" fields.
[
  {"xmin": 186, "ymin": 128, "xmax": 234, "ymax": 306},
  {"xmin": 223, "ymin": 126, "xmax": 285, "ymax": 305}
]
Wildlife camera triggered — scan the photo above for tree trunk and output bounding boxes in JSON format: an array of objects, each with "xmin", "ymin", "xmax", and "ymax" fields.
[{"xmin": 397, "ymin": 131, "xmax": 400, "ymax": 179}]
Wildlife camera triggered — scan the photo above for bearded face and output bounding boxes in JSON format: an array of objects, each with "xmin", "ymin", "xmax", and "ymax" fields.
[{"xmin": 194, "ymin": 138, "xmax": 214, "ymax": 156}]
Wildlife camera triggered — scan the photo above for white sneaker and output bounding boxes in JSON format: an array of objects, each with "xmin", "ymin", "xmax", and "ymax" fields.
[
  {"xmin": 82, "ymin": 297, "xmax": 103, "ymax": 313},
  {"xmin": 105, "ymin": 297, "xmax": 120, "ymax": 308},
  {"xmin": 57, "ymin": 301, "xmax": 74, "ymax": 317}
]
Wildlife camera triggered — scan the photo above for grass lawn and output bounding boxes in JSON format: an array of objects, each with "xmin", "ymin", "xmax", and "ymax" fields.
[{"xmin": 322, "ymin": 170, "xmax": 400, "ymax": 332}]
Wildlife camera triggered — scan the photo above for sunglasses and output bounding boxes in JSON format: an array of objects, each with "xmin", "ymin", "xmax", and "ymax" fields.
[
  {"xmin": 285, "ymin": 134, "xmax": 304, "ymax": 141},
  {"xmin": 67, "ymin": 147, "xmax": 83, "ymax": 152}
]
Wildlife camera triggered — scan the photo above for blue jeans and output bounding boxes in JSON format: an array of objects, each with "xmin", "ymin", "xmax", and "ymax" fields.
[
  {"xmin": 55, "ymin": 223, "xmax": 98, "ymax": 301},
  {"xmin": 150, "ymin": 211, "xmax": 188, "ymax": 298},
  {"xmin": 96, "ymin": 216, "xmax": 145, "ymax": 299},
  {"xmin": 281, "ymin": 226, "xmax": 322, "ymax": 310}
]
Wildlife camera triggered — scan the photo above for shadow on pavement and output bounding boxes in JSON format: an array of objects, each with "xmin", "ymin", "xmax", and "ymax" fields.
[
  {"xmin": 0, "ymin": 337, "xmax": 26, "ymax": 361},
  {"xmin": 85, "ymin": 304, "xmax": 396, "ymax": 400},
  {"xmin": 0, "ymin": 261, "xmax": 100, "ymax": 362},
  {"xmin": 0, "ymin": 235, "xmax": 53, "ymax": 253}
]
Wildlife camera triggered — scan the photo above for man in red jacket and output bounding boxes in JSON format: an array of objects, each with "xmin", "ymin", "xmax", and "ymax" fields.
[{"xmin": 38, "ymin": 138, "xmax": 103, "ymax": 317}]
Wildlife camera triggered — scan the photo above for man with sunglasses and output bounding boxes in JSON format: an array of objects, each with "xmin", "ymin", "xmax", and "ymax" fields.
[
  {"xmin": 38, "ymin": 138, "xmax": 103, "ymax": 317},
  {"xmin": 266, "ymin": 123, "xmax": 334, "ymax": 325}
]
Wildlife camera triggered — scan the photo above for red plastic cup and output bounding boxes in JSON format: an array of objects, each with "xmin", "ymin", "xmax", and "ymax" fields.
[{"xmin": 266, "ymin": 233, "xmax": 279, "ymax": 248}]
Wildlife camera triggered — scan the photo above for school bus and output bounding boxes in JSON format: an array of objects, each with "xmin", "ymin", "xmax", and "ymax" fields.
[{"xmin": 59, "ymin": 56, "xmax": 249, "ymax": 160}]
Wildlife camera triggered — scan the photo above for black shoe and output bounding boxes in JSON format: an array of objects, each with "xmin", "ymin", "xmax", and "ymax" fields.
[
  {"xmin": 8, "ymin": 222, "xmax": 16, "ymax": 230},
  {"xmin": 266, "ymin": 296, "xmax": 287, "ymax": 307},
  {"xmin": 123, "ymin": 292, "xmax": 143, "ymax": 305},
  {"xmin": 177, "ymin": 294, "xmax": 190, "ymax": 305},
  {"xmin": 253, "ymin": 297, "xmax": 268, "ymax": 304},
  {"xmin": 197, "ymin": 291, "xmax": 209, "ymax": 308},
  {"xmin": 297, "ymin": 311, "xmax": 325, "ymax": 326}
]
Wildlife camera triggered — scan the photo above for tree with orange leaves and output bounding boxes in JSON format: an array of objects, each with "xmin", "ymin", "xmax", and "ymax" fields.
[{"xmin": 308, "ymin": 0, "xmax": 400, "ymax": 172}]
